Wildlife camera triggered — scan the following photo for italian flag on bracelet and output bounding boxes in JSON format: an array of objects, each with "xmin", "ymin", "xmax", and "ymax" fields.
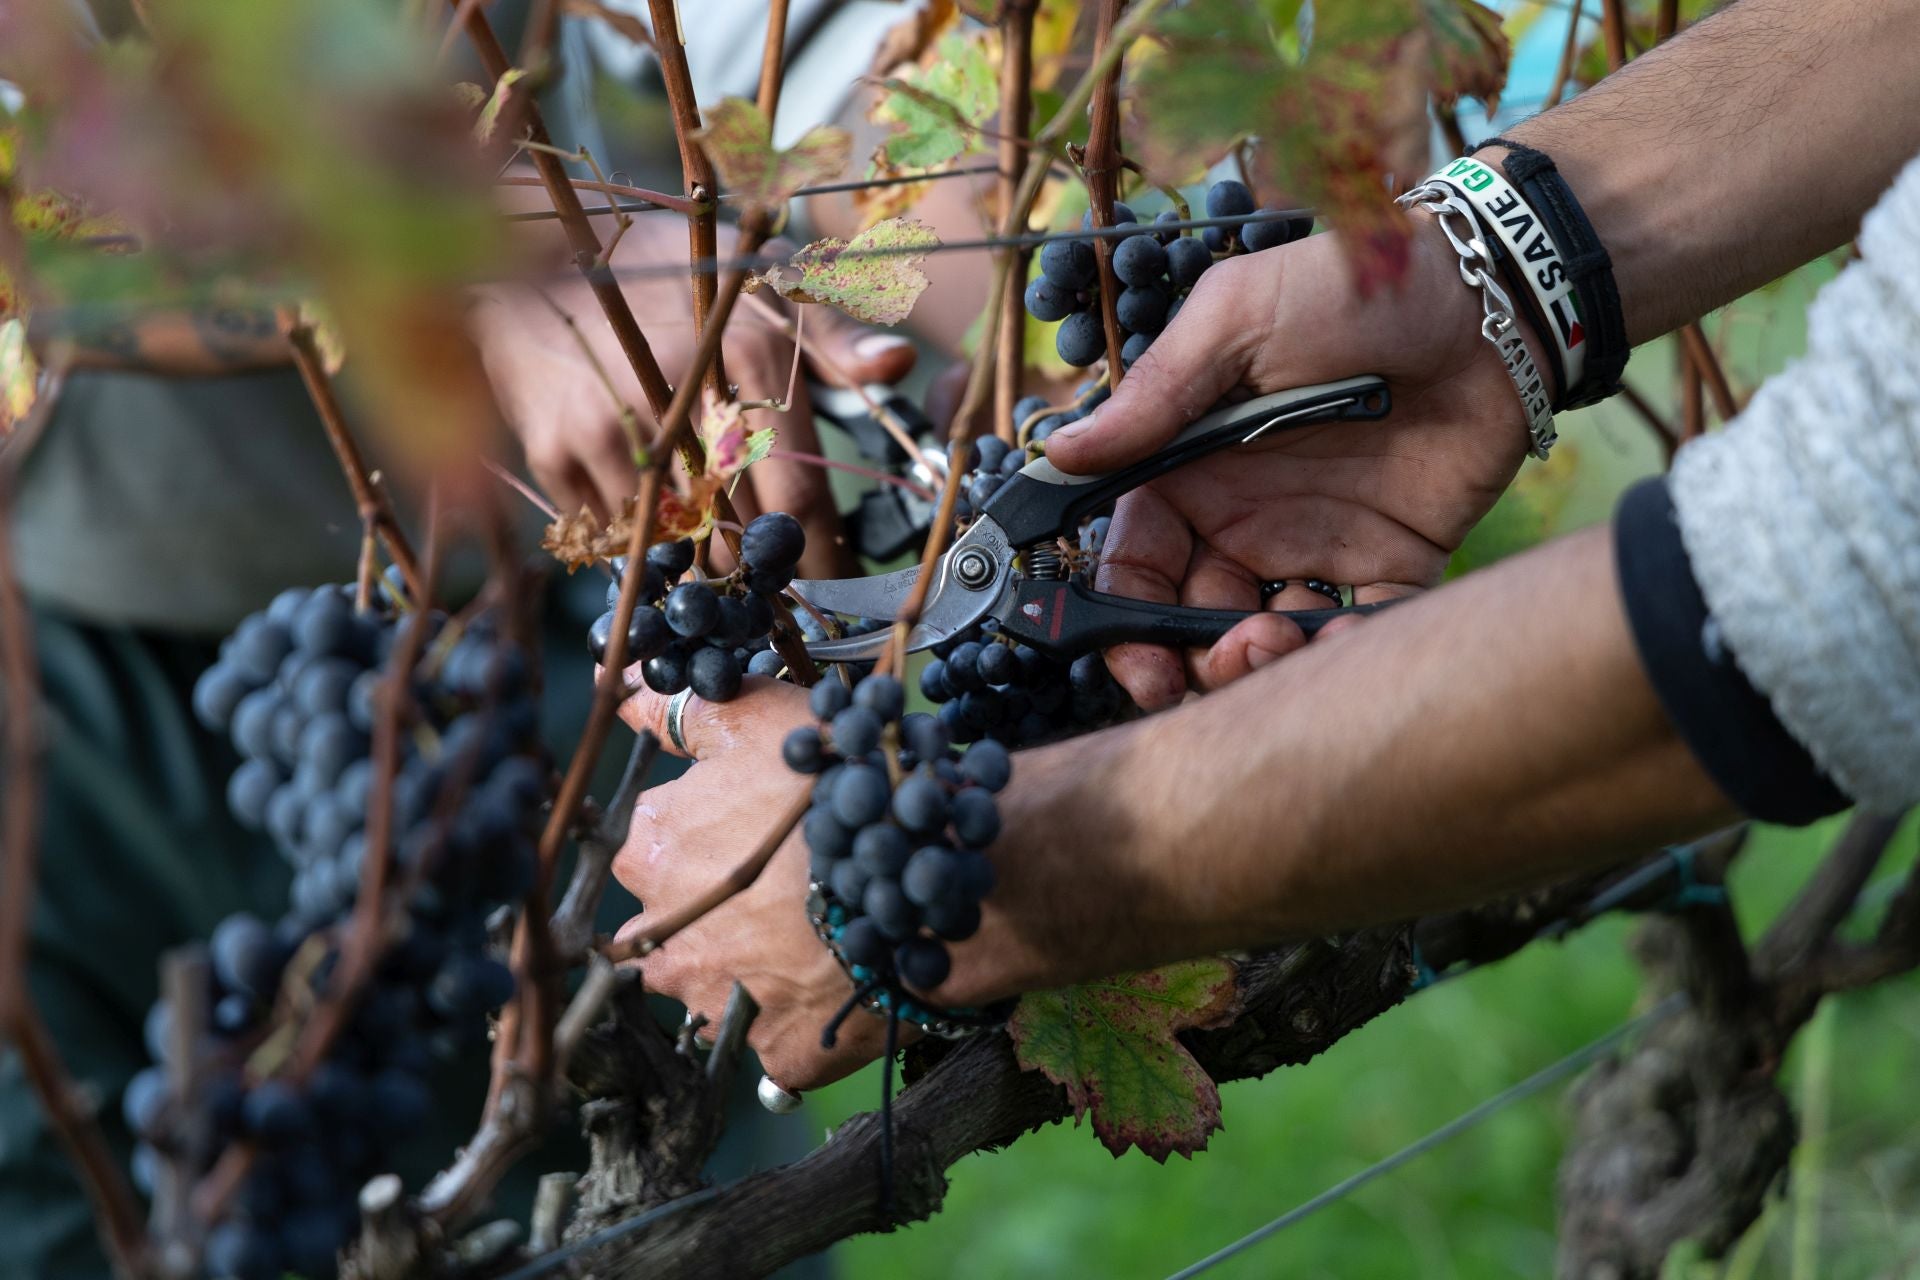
[{"xmin": 1423, "ymin": 156, "xmax": 1586, "ymax": 395}]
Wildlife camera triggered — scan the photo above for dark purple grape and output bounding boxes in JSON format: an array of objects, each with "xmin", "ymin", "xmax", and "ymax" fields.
[
  {"xmin": 642, "ymin": 649, "xmax": 690, "ymax": 695},
  {"xmin": 1206, "ymin": 179, "xmax": 1255, "ymax": 219},
  {"xmin": 1112, "ymin": 234, "xmax": 1169, "ymax": 287},
  {"xmin": 853, "ymin": 674, "xmax": 905, "ymax": 722},
  {"xmin": 853, "ymin": 823, "xmax": 912, "ymax": 878},
  {"xmin": 646, "ymin": 538, "xmax": 695, "ymax": 579},
  {"xmin": 664, "ymin": 582, "xmax": 720, "ymax": 639},
  {"xmin": 830, "ymin": 763, "xmax": 891, "ymax": 828},
  {"xmin": 959, "ymin": 739, "xmax": 1012, "ymax": 792},
  {"xmin": 687, "ymin": 645, "xmax": 742, "ymax": 702},
  {"xmin": 211, "ymin": 912, "xmax": 283, "ymax": 998},
  {"xmin": 804, "ymin": 806, "xmax": 853, "ymax": 861},
  {"xmin": 1242, "ymin": 207, "xmax": 1291, "ymax": 253},
  {"xmin": 903, "ymin": 845, "xmax": 962, "ymax": 907},
  {"xmin": 901, "ymin": 712, "xmax": 950, "ymax": 763},
  {"xmin": 840, "ymin": 916, "xmax": 891, "ymax": 969},
  {"xmin": 831, "ymin": 705, "xmax": 884, "ymax": 757},
  {"xmin": 1121, "ymin": 332, "xmax": 1153, "ymax": 368},
  {"xmin": 193, "ymin": 662, "xmax": 252, "ymax": 732},
  {"xmin": 951, "ymin": 787, "xmax": 1002, "ymax": 846},
  {"xmin": 919, "ymin": 660, "xmax": 951, "ymax": 702},
  {"xmin": 1056, "ymin": 311, "xmax": 1105, "ymax": 367},
  {"xmin": 227, "ymin": 759, "xmax": 283, "ymax": 831},
  {"xmin": 741, "ymin": 511, "xmax": 805, "ymax": 575},
  {"xmin": 810, "ymin": 678, "xmax": 852, "ymax": 720},
  {"xmin": 977, "ymin": 644, "xmax": 1019, "ymax": 686},
  {"xmin": 829, "ymin": 856, "xmax": 872, "ymax": 907},
  {"xmin": 1117, "ymin": 285, "xmax": 1169, "ymax": 335},
  {"xmin": 1167, "ymin": 235, "xmax": 1212, "ymax": 288},
  {"xmin": 896, "ymin": 936, "xmax": 951, "ymax": 989},
  {"xmin": 924, "ymin": 895, "xmax": 982, "ymax": 942},
  {"xmin": 242, "ymin": 1080, "xmax": 312, "ymax": 1146},
  {"xmin": 783, "ymin": 726, "xmax": 827, "ymax": 774},
  {"xmin": 891, "ymin": 774, "xmax": 950, "ymax": 835},
  {"xmin": 1024, "ymin": 277, "xmax": 1075, "ymax": 323},
  {"xmin": 864, "ymin": 878, "xmax": 920, "ymax": 940},
  {"xmin": 1039, "ymin": 238, "xmax": 1096, "ymax": 290}
]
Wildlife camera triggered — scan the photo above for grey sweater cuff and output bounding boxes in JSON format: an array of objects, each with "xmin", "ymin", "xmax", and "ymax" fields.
[{"xmin": 1669, "ymin": 151, "xmax": 1920, "ymax": 814}]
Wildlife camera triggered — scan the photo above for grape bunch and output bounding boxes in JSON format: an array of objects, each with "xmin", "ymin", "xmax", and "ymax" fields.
[
  {"xmin": 1023, "ymin": 180, "xmax": 1312, "ymax": 371},
  {"xmin": 155, "ymin": 584, "xmax": 546, "ymax": 1279},
  {"xmin": 918, "ymin": 631, "xmax": 1129, "ymax": 750},
  {"xmin": 781, "ymin": 673, "xmax": 1007, "ymax": 1010},
  {"xmin": 582, "ymin": 511, "xmax": 807, "ymax": 702}
]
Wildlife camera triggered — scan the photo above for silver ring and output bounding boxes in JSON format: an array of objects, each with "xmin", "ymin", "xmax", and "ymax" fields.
[
  {"xmin": 758, "ymin": 1074, "xmax": 803, "ymax": 1114},
  {"xmin": 666, "ymin": 687, "xmax": 695, "ymax": 755}
]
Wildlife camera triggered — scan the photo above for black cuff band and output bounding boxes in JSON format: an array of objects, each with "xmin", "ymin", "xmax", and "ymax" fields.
[
  {"xmin": 1475, "ymin": 137, "xmax": 1629, "ymax": 410},
  {"xmin": 1614, "ymin": 476, "xmax": 1848, "ymax": 824}
]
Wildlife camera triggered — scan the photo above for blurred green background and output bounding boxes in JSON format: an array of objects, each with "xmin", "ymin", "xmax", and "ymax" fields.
[{"xmin": 805, "ymin": 257, "xmax": 1920, "ymax": 1280}]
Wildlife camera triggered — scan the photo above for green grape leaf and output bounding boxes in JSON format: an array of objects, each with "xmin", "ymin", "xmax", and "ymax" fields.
[
  {"xmin": 1425, "ymin": 0, "xmax": 1510, "ymax": 111},
  {"xmin": 1128, "ymin": 0, "xmax": 1432, "ymax": 292},
  {"xmin": 1008, "ymin": 958, "xmax": 1239, "ymax": 1161},
  {"xmin": 868, "ymin": 31, "xmax": 999, "ymax": 170},
  {"xmin": 752, "ymin": 215, "xmax": 939, "ymax": 326},
  {"xmin": 0, "ymin": 318, "xmax": 38, "ymax": 434},
  {"xmin": 693, "ymin": 97, "xmax": 851, "ymax": 208}
]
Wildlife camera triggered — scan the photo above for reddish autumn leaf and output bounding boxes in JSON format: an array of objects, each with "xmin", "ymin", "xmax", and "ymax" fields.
[
  {"xmin": 1128, "ymin": 0, "xmax": 1430, "ymax": 292},
  {"xmin": 698, "ymin": 388, "xmax": 775, "ymax": 482},
  {"xmin": 1008, "ymin": 958, "xmax": 1239, "ymax": 1161},
  {"xmin": 1426, "ymin": 0, "xmax": 1510, "ymax": 112}
]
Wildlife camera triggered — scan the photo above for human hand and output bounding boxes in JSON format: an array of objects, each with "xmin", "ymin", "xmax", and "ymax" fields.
[
  {"xmin": 608, "ymin": 676, "xmax": 906, "ymax": 1091},
  {"xmin": 473, "ymin": 219, "xmax": 916, "ymax": 580},
  {"xmin": 1042, "ymin": 221, "xmax": 1553, "ymax": 708}
]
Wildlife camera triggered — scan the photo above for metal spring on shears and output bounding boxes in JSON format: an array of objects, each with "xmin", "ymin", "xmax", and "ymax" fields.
[{"xmin": 1023, "ymin": 542, "xmax": 1066, "ymax": 580}]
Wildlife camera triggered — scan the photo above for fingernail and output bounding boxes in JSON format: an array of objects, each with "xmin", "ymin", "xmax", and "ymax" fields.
[
  {"xmin": 1247, "ymin": 641, "xmax": 1287, "ymax": 671},
  {"xmin": 854, "ymin": 333, "xmax": 913, "ymax": 360},
  {"xmin": 1051, "ymin": 410, "xmax": 1095, "ymax": 441}
]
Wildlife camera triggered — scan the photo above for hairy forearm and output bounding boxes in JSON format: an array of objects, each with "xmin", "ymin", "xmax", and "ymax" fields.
[
  {"xmin": 1494, "ymin": 0, "xmax": 1920, "ymax": 344},
  {"xmin": 945, "ymin": 528, "xmax": 1738, "ymax": 1004},
  {"xmin": 27, "ymin": 301, "xmax": 287, "ymax": 374}
]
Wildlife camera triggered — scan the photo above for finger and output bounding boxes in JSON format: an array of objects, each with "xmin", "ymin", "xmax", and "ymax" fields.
[
  {"xmin": 1191, "ymin": 612, "xmax": 1311, "ymax": 691},
  {"xmin": 1175, "ymin": 543, "xmax": 1264, "ymax": 695},
  {"xmin": 612, "ymin": 673, "xmax": 812, "ymax": 760},
  {"xmin": 1043, "ymin": 261, "xmax": 1272, "ymax": 475},
  {"xmin": 580, "ymin": 429, "xmax": 640, "ymax": 528},
  {"xmin": 1095, "ymin": 487, "xmax": 1192, "ymax": 710},
  {"xmin": 529, "ymin": 453, "xmax": 596, "ymax": 526}
]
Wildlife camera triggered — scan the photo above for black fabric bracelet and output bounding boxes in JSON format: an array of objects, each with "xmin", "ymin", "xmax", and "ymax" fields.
[
  {"xmin": 1613, "ymin": 476, "xmax": 1849, "ymax": 824},
  {"xmin": 1475, "ymin": 137, "xmax": 1629, "ymax": 410}
]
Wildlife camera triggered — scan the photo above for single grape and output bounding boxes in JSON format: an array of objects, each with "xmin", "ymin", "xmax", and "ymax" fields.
[
  {"xmin": 974, "ymin": 644, "xmax": 1017, "ymax": 687},
  {"xmin": 829, "ymin": 855, "xmax": 872, "ymax": 908},
  {"xmin": 946, "ymin": 642, "xmax": 984, "ymax": 692},
  {"xmin": 192, "ymin": 663, "xmax": 252, "ymax": 732},
  {"xmin": 902, "ymin": 845, "xmax": 962, "ymax": 907},
  {"xmin": 951, "ymin": 787, "xmax": 1003, "ymax": 846},
  {"xmin": 840, "ymin": 916, "xmax": 891, "ymax": 969},
  {"xmin": 1121, "ymin": 331, "xmax": 1153, "ymax": 368},
  {"xmin": 291, "ymin": 590, "xmax": 355, "ymax": 658},
  {"xmin": 1117, "ymin": 284, "xmax": 1170, "ymax": 335},
  {"xmin": 211, "ymin": 912, "xmax": 283, "ymax": 998},
  {"xmin": 664, "ymin": 582, "xmax": 720, "ymax": 639},
  {"xmin": 863, "ymin": 877, "xmax": 920, "ymax": 940},
  {"xmin": 687, "ymin": 645, "xmax": 742, "ymax": 702},
  {"xmin": 1081, "ymin": 201, "xmax": 1137, "ymax": 228},
  {"xmin": 896, "ymin": 936, "xmax": 952, "ymax": 989},
  {"xmin": 803, "ymin": 806, "xmax": 853, "ymax": 861},
  {"xmin": 741, "ymin": 511, "xmax": 805, "ymax": 574},
  {"xmin": 1206, "ymin": 178, "xmax": 1256, "ymax": 219},
  {"xmin": 853, "ymin": 823, "xmax": 913, "ymax": 878},
  {"xmin": 1070, "ymin": 652, "xmax": 1113, "ymax": 694},
  {"xmin": 1010, "ymin": 395, "xmax": 1049, "ymax": 431},
  {"xmin": 1242, "ymin": 207, "xmax": 1291, "ymax": 253},
  {"xmin": 959, "ymin": 739, "xmax": 1012, "ymax": 792},
  {"xmin": 642, "ymin": 649, "xmax": 690, "ymax": 695},
  {"xmin": 121, "ymin": 1066, "xmax": 169, "ymax": 1139},
  {"xmin": 783, "ymin": 726, "xmax": 827, "ymax": 774},
  {"xmin": 1203, "ymin": 225, "xmax": 1231, "ymax": 255},
  {"xmin": 924, "ymin": 894, "xmax": 982, "ymax": 942},
  {"xmin": 1112, "ymin": 234, "xmax": 1169, "ymax": 287},
  {"xmin": 1024, "ymin": 276, "xmax": 1075, "ymax": 323},
  {"xmin": 1055, "ymin": 311, "xmax": 1106, "ymax": 367},
  {"xmin": 227, "ymin": 759, "xmax": 283, "ymax": 831},
  {"xmin": 1154, "ymin": 209, "xmax": 1184, "ymax": 243},
  {"xmin": 831, "ymin": 705, "xmax": 884, "ymax": 757},
  {"xmin": 646, "ymin": 538, "xmax": 695, "ymax": 580},
  {"xmin": 853, "ymin": 674, "xmax": 905, "ymax": 722},
  {"xmin": 890, "ymin": 774, "xmax": 951, "ymax": 835},
  {"xmin": 1167, "ymin": 236, "xmax": 1213, "ymax": 288},
  {"xmin": 830, "ymin": 763, "xmax": 891, "ymax": 828},
  {"xmin": 293, "ymin": 658, "xmax": 358, "ymax": 719},
  {"xmin": 919, "ymin": 660, "xmax": 951, "ymax": 702},
  {"xmin": 901, "ymin": 712, "xmax": 950, "ymax": 763},
  {"xmin": 1039, "ymin": 238, "xmax": 1097, "ymax": 290}
]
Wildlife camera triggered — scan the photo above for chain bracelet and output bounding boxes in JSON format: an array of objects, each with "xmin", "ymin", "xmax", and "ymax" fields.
[
  {"xmin": 806, "ymin": 884, "xmax": 1010, "ymax": 1040},
  {"xmin": 1397, "ymin": 182, "xmax": 1557, "ymax": 459}
]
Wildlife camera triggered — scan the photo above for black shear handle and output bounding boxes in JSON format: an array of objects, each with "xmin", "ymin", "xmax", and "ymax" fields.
[
  {"xmin": 997, "ymin": 578, "xmax": 1387, "ymax": 657},
  {"xmin": 983, "ymin": 375, "xmax": 1391, "ymax": 548}
]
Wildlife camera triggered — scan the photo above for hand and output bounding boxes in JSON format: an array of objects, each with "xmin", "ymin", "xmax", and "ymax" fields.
[
  {"xmin": 608, "ymin": 676, "xmax": 902, "ymax": 1091},
  {"xmin": 1042, "ymin": 220, "xmax": 1551, "ymax": 708},
  {"xmin": 472, "ymin": 219, "xmax": 917, "ymax": 580}
]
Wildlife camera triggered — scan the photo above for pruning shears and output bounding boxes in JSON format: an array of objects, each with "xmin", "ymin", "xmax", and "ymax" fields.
[{"xmin": 789, "ymin": 374, "xmax": 1392, "ymax": 662}]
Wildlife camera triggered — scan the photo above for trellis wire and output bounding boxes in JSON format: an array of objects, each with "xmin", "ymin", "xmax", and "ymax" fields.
[{"xmin": 1163, "ymin": 993, "xmax": 1689, "ymax": 1280}]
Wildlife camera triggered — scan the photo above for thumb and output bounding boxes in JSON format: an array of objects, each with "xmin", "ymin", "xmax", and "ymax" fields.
[
  {"xmin": 1042, "ymin": 265, "xmax": 1264, "ymax": 475},
  {"xmin": 801, "ymin": 304, "xmax": 918, "ymax": 388}
]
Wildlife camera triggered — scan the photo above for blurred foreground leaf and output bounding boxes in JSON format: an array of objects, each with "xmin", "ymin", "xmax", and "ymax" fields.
[{"xmin": 694, "ymin": 98, "xmax": 850, "ymax": 209}]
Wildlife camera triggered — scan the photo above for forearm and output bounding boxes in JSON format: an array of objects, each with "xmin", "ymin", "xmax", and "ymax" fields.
[
  {"xmin": 945, "ymin": 527, "xmax": 1738, "ymax": 1003},
  {"xmin": 1490, "ymin": 0, "xmax": 1920, "ymax": 344}
]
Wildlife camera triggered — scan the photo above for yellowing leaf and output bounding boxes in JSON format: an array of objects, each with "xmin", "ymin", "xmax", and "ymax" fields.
[
  {"xmin": 1009, "ymin": 959, "xmax": 1240, "ymax": 1161},
  {"xmin": 868, "ymin": 31, "xmax": 999, "ymax": 170},
  {"xmin": 698, "ymin": 388, "xmax": 775, "ymax": 482},
  {"xmin": 753, "ymin": 215, "xmax": 939, "ymax": 327},
  {"xmin": 0, "ymin": 319, "xmax": 38, "ymax": 434},
  {"xmin": 692, "ymin": 98, "xmax": 850, "ymax": 209},
  {"xmin": 474, "ymin": 67, "xmax": 527, "ymax": 143},
  {"xmin": 867, "ymin": 0, "xmax": 960, "ymax": 76},
  {"xmin": 1425, "ymin": 0, "xmax": 1510, "ymax": 111}
]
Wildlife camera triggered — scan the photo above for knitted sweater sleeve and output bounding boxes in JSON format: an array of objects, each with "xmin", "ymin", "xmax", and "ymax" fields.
[{"xmin": 1669, "ymin": 151, "xmax": 1920, "ymax": 813}]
